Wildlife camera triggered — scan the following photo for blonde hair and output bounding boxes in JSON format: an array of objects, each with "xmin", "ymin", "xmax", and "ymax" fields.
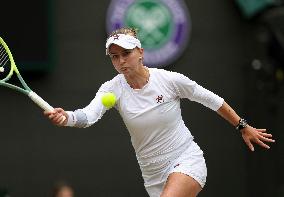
[{"xmin": 108, "ymin": 27, "xmax": 139, "ymax": 38}]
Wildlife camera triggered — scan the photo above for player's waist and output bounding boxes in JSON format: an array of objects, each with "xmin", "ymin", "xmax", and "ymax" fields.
[
  {"xmin": 136, "ymin": 133, "xmax": 193, "ymax": 175},
  {"xmin": 135, "ymin": 119, "xmax": 191, "ymax": 161},
  {"xmin": 138, "ymin": 142, "xmax": 193, "ymax": 178}
]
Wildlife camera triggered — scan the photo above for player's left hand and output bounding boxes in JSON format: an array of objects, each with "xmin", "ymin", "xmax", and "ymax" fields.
[{"xmin": 241, "ymin": 126, "xmax": 275, "ymax": 151}]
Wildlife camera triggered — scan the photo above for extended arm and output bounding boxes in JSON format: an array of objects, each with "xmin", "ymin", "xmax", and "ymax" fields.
[{"xmin": 44, "ymin": 94, "xmax": 107, "ymax": 128}]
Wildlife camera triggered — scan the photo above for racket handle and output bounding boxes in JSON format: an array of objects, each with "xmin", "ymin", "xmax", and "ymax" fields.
[
  {"xmin": 28, "ymin": 91, "xmax": 54, "ymax": 112},
  {"xmin": 28, "ymin": 91, "xmax": 66, "ymax": 123}
]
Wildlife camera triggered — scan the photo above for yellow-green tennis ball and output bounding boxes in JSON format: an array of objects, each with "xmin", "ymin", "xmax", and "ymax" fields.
[{"xmin": 101, "ymin": 92, "xmax": 116, "ymax": 108}]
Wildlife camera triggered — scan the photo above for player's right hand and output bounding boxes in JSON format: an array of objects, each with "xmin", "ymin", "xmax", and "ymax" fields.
[{"xmin": 44, "ymin": 108, "xmax": 68, "ymax": 126}]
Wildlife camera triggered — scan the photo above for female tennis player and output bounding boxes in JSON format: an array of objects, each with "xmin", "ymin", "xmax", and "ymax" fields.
[{"xmin": 45, "ymin": 27, "xmax": 275, "ymax": 197}]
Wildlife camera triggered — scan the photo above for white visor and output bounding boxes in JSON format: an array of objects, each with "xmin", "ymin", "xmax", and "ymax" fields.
[{"xmin": 105, "ymin": 34, "xmax": 141, "ymax": 55}]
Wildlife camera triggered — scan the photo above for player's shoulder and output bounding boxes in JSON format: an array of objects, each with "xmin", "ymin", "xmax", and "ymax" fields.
[
  {"xmin": 102, "ymin": 74, "xmax": 121, "ymax": 84},
  {"xmin": 100, "ymin": 74, "xmax": 123, "ymax": 90},
  {"xmin": 150, "ymin": 67, "xmax": 183, "ymax": 79}
]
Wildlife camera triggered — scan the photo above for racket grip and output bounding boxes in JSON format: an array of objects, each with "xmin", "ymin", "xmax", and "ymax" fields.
[
  {"xmin": 28, "ymin": 91, "xmax": 54, "ymax": 112},
  {"xmin": 28, "ymin": 91, "xmax": 66, "ymax": 123}
]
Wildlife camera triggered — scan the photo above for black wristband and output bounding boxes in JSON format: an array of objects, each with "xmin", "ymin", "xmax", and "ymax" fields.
[{"xmin": 235, "ymin": 118, "xmax": 248, "ymax": 131}]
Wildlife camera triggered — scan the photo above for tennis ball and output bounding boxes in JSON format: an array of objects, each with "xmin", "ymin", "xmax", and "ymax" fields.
[
  {"xmin": 0, "ymin": 67, "xmax": 4, "ymax": 72},
  {"xmin": 101, "ymin": 92, "xmax": 116, "ymax": 108}
]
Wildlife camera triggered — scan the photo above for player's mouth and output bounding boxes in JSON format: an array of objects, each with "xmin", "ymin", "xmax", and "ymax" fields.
[{"xmin": 120, "ymin": 67, "xmax": 128, "ymax": 72}]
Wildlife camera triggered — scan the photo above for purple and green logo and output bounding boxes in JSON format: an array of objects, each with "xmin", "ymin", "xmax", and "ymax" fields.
[{"xmin": 106, "ymin": 0, "xmax": 191, "ymax": 68}]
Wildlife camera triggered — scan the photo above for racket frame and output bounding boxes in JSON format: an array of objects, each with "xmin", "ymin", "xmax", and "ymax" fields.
[{"xmin": 0, "ymin": 37, "xmax": 60, "ymax": 114}]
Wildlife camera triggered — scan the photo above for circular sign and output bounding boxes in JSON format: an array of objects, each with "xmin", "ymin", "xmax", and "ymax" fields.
[{"xmin": 106, "ymin": 0, "xmax": 191, "ymax": 68}]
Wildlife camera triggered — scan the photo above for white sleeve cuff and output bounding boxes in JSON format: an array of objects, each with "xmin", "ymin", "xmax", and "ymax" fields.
[{"xmin": 65, "ymin": 111, "xmax": 76, "ymax": 127}]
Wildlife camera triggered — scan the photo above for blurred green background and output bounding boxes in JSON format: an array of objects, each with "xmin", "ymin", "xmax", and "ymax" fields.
[{"xmin": 0, "ymin": 0, "xmax": 283, "ymax": 196}]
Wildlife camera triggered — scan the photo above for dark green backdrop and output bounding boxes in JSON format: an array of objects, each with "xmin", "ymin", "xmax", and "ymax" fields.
[{"xmin": 0, "ymin": 0, "xmax": 283, "ymax": 197}]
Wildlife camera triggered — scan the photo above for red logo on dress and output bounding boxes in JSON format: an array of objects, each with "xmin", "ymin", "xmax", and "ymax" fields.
[{"xmin": 156, "ymin": 95, "xmax": 164, "ymax": 103}]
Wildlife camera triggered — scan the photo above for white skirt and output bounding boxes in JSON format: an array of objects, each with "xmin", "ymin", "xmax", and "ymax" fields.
[{"xmin": 144, "ymin": 141, "xmax": 207, "ymax": 197}]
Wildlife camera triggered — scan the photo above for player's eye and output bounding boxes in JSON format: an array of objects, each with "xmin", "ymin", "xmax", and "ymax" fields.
[
  {"xmin": 109, "ymin": 54, "xmax": 118, "ymax": 60},
  {"xmin": 122, "ymin": 50, "xmax": 132, "ymax": 57},
  {"xmin": 109, "ymin": 49, "xmax": 133, "ymax": 60}
]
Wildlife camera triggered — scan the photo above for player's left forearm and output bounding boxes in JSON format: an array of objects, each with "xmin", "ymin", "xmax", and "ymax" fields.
[{"xmin": 216, "ymin": 101, "xmax": 242, "ymax": 128}]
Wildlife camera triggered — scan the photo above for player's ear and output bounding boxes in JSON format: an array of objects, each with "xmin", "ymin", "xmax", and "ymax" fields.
[
  {"xmin": 138, "ymin": 48, "xmax": 144, "ymax": 56},
  {"xmin": 138, "ymin": 48, "xmax": 144, "ymax": 59}
]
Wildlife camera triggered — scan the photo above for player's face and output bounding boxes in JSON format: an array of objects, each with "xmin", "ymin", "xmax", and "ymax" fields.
[{"xmin": 108, "ymin": 44, "xmax": 143, "ymax": 75}]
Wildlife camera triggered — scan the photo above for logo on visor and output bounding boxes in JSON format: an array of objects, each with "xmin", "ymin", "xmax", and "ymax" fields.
[
  {"xmin": 112, "ymin": 34, "xmax": 120, "ymax": 40},
  {"xmin": 106, "ymin": 0, "xmax": 191, "ymax": 68}
]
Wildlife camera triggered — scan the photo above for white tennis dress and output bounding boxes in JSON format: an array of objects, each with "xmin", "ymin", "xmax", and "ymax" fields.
[{"xmin": 65, "ymin": 68, "xmax": 224, "ymax": 197}]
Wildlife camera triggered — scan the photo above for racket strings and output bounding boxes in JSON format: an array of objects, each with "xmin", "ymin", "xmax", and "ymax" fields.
[
  {"xmin": 0, "ymin": 44, "xmax": 11, "ymax": 80},
  {"xmin": 0, "ymin": 45, "xmax": 9, "ymax": 65}
]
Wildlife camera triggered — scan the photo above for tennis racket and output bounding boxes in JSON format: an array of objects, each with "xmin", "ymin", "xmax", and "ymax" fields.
[{"xmin": 0, "ymin": 37, "xmax": 65, "ymax": 122}]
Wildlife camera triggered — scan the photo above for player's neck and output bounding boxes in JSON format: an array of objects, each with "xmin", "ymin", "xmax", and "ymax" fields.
[{"xmin": 125, "ymin": 66, "xmax": 149, "ymax": 89}]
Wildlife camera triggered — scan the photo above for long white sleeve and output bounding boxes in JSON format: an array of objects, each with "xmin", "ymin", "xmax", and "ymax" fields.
[
  {"xmin": 64, "ymin": 76, "xmax": 122, "ymax": 128},
  {"xmin": 169, "ymin": 71, "xmax": 224, "ymax": 111},
  {"xmin": 64, "ymin": 93, "xmax": 107, "ymax": 128}
]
